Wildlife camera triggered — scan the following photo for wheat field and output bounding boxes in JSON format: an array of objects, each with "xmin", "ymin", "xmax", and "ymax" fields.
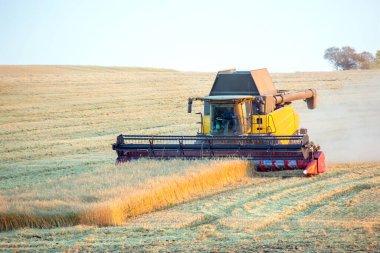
[{"xmin": 0, "ymin": 66, "xmax": 379, "ymax": 252}]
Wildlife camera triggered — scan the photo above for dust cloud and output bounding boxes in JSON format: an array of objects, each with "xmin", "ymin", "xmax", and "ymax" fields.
[{"xmin": 297, "ymin": 71, "xmax": 380, "ymax": 163}]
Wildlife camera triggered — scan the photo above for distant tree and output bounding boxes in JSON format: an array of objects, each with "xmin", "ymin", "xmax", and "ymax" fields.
[
  {"xmin": 324, "ymin": 47, "xmax": 340, "ymax": 69},
  {"xmin": 357, "ymin": 51, "xmax": 375, "ymax": 69},
  {"xmin": 324, "ymin": 46, "xmax": 375, "ymax": 70},
  {"xmin": 369, "ymin": 50, "xmax": 380, "ymax": 69}
]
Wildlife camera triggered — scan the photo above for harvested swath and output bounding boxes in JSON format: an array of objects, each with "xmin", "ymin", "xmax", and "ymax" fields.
[
  {"xmin": 0, "ymin": 160, "xmax": 250, "ymax": 231},
  {"xmin": 0, "ymin": 213, "xmax": 78, "ymax": 231},
  {"xmin": 81, "ymin": 160, "xmax": 250, "ymax": 226}
]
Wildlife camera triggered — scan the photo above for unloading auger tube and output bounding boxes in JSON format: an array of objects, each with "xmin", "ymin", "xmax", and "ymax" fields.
[
  {"xmin": 112, "ymin": 68, "xmax": 326, "ymax": 176},
  {"xmin": 274, "ymin": 89, "xmax": 317, "ymax": 110}
]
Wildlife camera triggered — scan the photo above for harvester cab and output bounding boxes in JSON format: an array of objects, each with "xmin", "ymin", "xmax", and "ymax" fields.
[
  {"xmin": 113, "ymin": 68, "xmax": 326, "ymax": 176},
  {"xmin": 188, "ymin": 68, "xmax": 317, "ymax": 139},
  {"xmin": 197, "ymin": 96, "xmax": 253, "ymax": 136}
]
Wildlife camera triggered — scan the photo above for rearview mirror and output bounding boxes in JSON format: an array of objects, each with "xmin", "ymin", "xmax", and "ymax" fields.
[{"xmin": 187, "ymin": 98, "xmax": 193, "ymax": 113}]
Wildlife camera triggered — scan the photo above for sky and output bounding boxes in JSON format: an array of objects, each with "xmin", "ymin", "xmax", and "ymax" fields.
[{"xmin": 0, "ymin": 0, "xmax": 379, "ymax": 72}]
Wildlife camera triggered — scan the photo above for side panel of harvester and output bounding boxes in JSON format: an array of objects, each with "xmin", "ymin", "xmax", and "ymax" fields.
[{"xmin": 252, "ymin": 106, "xmax": 300, "ymax": 141}]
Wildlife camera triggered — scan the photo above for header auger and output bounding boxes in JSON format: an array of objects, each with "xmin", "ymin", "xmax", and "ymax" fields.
[{"xmin": 113, "ymin": 68, "xmax": 326, "ymax": 175}]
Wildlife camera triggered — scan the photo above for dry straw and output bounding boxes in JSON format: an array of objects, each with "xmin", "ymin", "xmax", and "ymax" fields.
[
  {"xmin": 0, "ymin": 160, "xmax": 250, "ymax": 230},
  {"xmin": 81, "ymin": 160, "xmax": 250, "ymax": 225}
]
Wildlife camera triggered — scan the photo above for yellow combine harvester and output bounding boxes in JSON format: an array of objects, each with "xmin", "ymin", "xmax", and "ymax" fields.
[{"xmin": 113, "ymin": 69, "xmax": 326, "ymax": 175}]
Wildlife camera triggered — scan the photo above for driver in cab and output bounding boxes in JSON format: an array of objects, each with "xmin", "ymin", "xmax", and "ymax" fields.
[{"xmin": 223, "ymin": 107, "xmax": 237, "ymax": 134}]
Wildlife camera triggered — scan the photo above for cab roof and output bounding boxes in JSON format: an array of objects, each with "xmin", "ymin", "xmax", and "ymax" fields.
[
  {"xmin": 203, "ymin": 95, "xmax": 254, "ymax": 101},
  {"xmin": 209, "ymin": 68, "xmax": 277, "ymax": 96}
]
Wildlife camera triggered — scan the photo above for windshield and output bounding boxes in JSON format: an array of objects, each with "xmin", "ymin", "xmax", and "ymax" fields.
[{"xmin": 210, "ymin": 103, "xmax": 240, "ymax": 135}]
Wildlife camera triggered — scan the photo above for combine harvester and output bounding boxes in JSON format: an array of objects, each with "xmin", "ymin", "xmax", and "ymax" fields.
[{"xmin": 113, "ymin": 69, "xmax": 325, "ymax": 175}]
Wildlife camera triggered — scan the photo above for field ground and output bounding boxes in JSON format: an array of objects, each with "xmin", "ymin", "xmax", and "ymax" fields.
[
  {"xmin": 0, "ymin": 66, "xmax": 379, "ymax": 251},
  {"xmin": 1, "ymin": 163, "xmax": 379, "ymax": 252}
]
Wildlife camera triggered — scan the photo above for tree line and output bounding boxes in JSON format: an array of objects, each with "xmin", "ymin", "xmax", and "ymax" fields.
[{"xmin": 324, "ymin": 46, "xmax": 380, "ymax": 70}]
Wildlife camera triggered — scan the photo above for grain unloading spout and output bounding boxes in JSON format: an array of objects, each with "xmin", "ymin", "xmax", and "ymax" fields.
[{"xmin": 274, "ymin": 89, "xmax": 317, "ymax": 109}]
